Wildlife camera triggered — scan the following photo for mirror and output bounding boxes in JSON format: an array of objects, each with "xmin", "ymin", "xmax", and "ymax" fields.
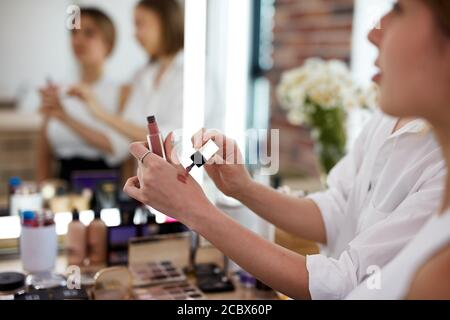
[{"xmin": 0, "ymin": 0, "xmax": 186, "ymax": 245}]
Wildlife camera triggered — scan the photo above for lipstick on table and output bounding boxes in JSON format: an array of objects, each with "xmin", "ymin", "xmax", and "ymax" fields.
[{"xmin": 146, "ymin": 115, "xmax": 166, "ymax": 159}]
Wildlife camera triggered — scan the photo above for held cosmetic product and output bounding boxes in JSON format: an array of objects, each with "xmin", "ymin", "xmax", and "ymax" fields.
[
  {"xmin": 146, "ymin": 115, "xmax": 166, "ymax": 159},
  {"xmin": 66, "ymin": 209, "xmax": 87, "ymax": 266},
  {"xmin": 87, "ymin": 210, "xmax": 107, "ymax": 265},
  {"xmin": 185, "ymin": 140, "xmax": 220, "ymax": 174},
  {"xmin": 178, "ymin": 140, "xmax": 220, "ymax": 184}
]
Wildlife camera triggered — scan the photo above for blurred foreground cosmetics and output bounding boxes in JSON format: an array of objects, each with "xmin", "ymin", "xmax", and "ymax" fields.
[
  {"xmin": 66, "ymin": 209, "xmax": 87, "ymax": 266},
  {"xmin": 0, "ymin": 272, "xmax": 26, "ymax": 300},
  {"xmin": 87, "ymin": 209, "xmax": 107, "ymax": 265}
]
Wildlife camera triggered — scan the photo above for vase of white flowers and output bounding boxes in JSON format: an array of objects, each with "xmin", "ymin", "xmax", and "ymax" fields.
[{"xmin": 277, "ymin": 58, "xmax": 361, "ymax": 175}]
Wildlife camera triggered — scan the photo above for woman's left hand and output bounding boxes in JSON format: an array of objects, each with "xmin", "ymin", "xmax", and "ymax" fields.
[
  {"xmin": 68, "ymin": 83, "xmax": 105, "ymax": 119},
  {"xmin": 123, "ymin": 142, "xmax": 212, "ymax": 228}
]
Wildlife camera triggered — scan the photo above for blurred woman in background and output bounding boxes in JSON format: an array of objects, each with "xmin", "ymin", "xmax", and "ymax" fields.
[
  {"xmin": 38, "ymin": 8, "xmax": 130, "ymax": 183},
  {"xmin": 69, "ymin": 0, "xmax": 184, "ymax": 155},
  {"xmin": 347, "ymin": 0, "xmax": 450, "ymax": 299}
]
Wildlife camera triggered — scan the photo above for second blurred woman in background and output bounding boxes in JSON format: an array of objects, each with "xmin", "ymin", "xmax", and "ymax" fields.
[{"xmin": 69, "ymin": 0, "xmax": 184, "ymax": 154}]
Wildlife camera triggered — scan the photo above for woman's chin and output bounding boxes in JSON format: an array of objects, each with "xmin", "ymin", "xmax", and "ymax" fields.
[{"xmin": 379, "ymin": 99, "xmax": 410, "ymax": 119}]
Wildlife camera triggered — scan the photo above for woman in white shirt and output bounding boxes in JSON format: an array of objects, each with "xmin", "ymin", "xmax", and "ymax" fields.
[
  {"xmin": 38, "ymin": 8, "xmax": 129, "ymax": 183},
  {"xmin": 68, "ymin": 0, "xmax": 184, "ymax": 155},
  {"xmin": 346, "ymin": 0, "xmax": 450, "ymax": 300},
  {"xmin": 122, "ymin": 2, "xmax": 446, "ymax": 300}
]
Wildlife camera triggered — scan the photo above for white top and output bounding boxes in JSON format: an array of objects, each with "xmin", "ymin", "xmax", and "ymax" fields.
[
  {"xmin": 47, "ymin": 76, "xmax": 130, "ymax": 166},
  {"xmin": 109, "ymin": 51, "xmax": 184, "ymax": 156},
  {"xmin": 346, "ymin": 210, "xmax": 450, "ymax": 300},
  {"xmin": 306, "ymin": 110, "xmax": 446, "ymax": 300}
]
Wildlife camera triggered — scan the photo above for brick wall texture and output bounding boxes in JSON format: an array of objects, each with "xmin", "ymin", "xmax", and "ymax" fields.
[{"xmin": 267, "ymin": 0, "xmax": 354, "ymax": 179}]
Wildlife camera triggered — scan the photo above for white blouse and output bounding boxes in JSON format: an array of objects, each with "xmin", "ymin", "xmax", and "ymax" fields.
[
  {"xmin": 346, "ymin": 210, "xmax": 450, "ymax": 300},
  {"xmin": 108, "ymin": 51, "xmax": 184, "ymax": 155},
  {"xmin": 305, "ymin": 110, "xmax": 446, "ymax": 300},
  {"xmin": 47, "ymin": 76, "xmax": 129, "ymax": 166}
]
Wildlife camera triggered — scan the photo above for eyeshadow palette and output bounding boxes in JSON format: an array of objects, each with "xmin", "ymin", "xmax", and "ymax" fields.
[
  {"xmin": 132, "ymin": 282, "xmax": 205, "ymax": 300},
  {"xmin": 130, "ymin": 260, "xmax": 186, "ymax": 287}
]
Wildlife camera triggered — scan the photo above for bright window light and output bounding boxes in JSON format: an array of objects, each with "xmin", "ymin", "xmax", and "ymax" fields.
[
  {"xmin": 183, "ymin": 0, "xmax": 207, "ymax": 184},
  {"xmin": 80, "ymin": 210, "xmax": 94, "ymax": 226},
  {"xmin": 224, "ymin": 0, "xmax": 252, "ymax": 152},
  {"xmin": 54, "ymin": 211, "xmax": 72, "ymax": 235},
  {"xmin": 100, "ymin": 208, "xmax": 121, "ymax": 227},
  {"xmin": 0, "ymin": 216, "xmax": 21, "ymax": 239}
]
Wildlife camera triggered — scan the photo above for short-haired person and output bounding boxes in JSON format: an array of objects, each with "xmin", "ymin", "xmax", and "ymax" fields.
[
  {"xmin": 38, "ymin": 8, "xmax": 129, "ymax": 182},
  {"xmin": 347, "ymin": 0, "xmax": 450, "ymax": 299},
  {"xmin": 69, "ymin": 0, "xmax": 185, "ymax": 156}
]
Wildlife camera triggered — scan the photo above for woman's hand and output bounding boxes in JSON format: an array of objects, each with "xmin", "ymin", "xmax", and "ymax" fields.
[
  {"xmin": 67, "ymin": 83, "xmax": 105, "ymax": 119},
  {"xmin": 191, "ymin": 129, "xmax": 254, "ymax": 199},
  {"xmin": 39, "ymin": 86, "xmax": 67, "ymax": 121},
  {"xmin": 123, "ymin": 141, "xmax": 213, "ymax": 229}
]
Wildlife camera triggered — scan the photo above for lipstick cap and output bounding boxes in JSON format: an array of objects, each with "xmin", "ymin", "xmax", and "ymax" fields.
[{"xmin": 198, "ymin": 140, "xmax": 219, "ymax": 162}]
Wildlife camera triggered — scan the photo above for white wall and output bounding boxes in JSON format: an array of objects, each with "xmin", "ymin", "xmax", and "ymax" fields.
[
  {"xmin": 0, "ymin": 0, "xmax": 74, "ymax": 100},
  {"xmin": 0, "ymin": 0, "xmax": 147, "ymax": 103}
]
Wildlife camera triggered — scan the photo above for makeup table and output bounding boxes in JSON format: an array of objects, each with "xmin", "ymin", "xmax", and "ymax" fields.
[{"xmin": 0, "ymin": 234, "xmax": 279, "ymax": 300}]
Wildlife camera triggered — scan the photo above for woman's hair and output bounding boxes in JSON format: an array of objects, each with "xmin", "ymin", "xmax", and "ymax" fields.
[
  {"xmin": 137, "ymin": 0, "xmax": 184, "ymax": 56},
  {"xmin": 423, "ymin": 0, "xmax": 450, "ymax": 37},
  {"xmin": 80, "ymin": 8, "xmax": 116, "ymax": 56}
]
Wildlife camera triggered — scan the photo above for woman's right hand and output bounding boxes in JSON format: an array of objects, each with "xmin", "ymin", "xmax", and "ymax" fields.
[
  {"xmin": 38, "ymin": 85, "xmax": 67, "ymax": 121},
  {"xmin": 191, "ymin": 129, "xmax": 254, "ymax": 199}
]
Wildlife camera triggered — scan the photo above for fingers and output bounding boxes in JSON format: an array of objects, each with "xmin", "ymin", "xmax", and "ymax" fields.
[
  {"xmin": 191, "ymin": 128, "xmax": 206, "ymax": 149},
  {"xmin": 123, "ymin": 176, "xmax": 143, "ymax": 202},
  {"xmin": 66, "ymin": 86, "xmax": 81, "ymax": 99},
  {"xmin": 164, "ymin": 132, "xmax": 182, "ymax": 166},
  {"xmin": 191, "ymin": 128, "xmax": 225, "ymax": 149},
  {"xmin": 129, "ymin": 141, "xmax": 150, "ymax": 161},
  {"xmin": 164, "ymin": 132, "xmax": 174, "ymax": 162},
  {"xmin": 67, "ymin": 84, "xmax": 90, "ymax": 101}
]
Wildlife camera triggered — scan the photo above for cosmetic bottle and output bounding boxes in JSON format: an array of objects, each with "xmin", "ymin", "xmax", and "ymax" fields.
[
  {"xmin": 87, "ymin": 209, "xmax": 107, "ymax": 265},
  {"xmin": 7, "ymin": 177, "xmax": 21, "ymax": 216},
  {"xmin": 66, "ymin": 209, "xmax": 87, "ymax": 266},
  {"xmin": 184, "ymin": 140, "xmax": 220, "ymax": 173},
  {"xmin": 146, "ymin": 115, "xmax": 166, "ymax": 159}
]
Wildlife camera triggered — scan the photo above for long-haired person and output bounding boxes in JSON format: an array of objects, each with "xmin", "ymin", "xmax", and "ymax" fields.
[
  {"xmin": 123, "ymin": 1, "xmax": 447, "ymax": 300},
  {"xmin": 347, "ymin": 0, "xmax": 450, "ymax": 299}
]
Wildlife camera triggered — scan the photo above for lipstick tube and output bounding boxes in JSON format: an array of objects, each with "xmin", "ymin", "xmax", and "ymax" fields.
[{"xmin": 146, "ymin": 115, "xmax": 166, "ymax": 159}]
